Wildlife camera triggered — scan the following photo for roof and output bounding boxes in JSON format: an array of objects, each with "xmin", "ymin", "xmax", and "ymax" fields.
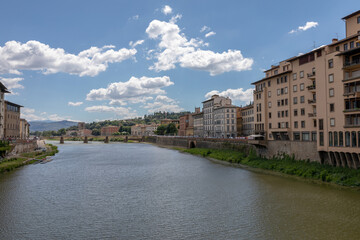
[
  {"xmin": 252, "ymin": 70, "xmax": 292, "ymax": 85},
  {"xmin": 0, "ymin": 82, "xmax": 10, "ymax": 93},
  {"xmin": 328, "ymin": 33, "xmax": 360, "ymax": 47},
  {"xmin": 214, "ymin": 105, "xmax": 238, "ymax": 109},
  {"xmin": 342, "ymin": 10, "xmax": 360, "ymax": 20},
  {"xmin": 335, "ymin": 45, "xmax": 360, "ymax": 56},
  {"xmin": 5, "ymin": 100, "xmax": 23, "ymax": 108}
]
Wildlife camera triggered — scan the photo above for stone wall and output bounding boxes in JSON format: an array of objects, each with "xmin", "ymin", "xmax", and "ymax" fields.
[
  {"xmin": 266, "ymin": 140, "xmax": 320, "ymax": 162},
  {"xmin": 9, "ymin": 141, "xmax": 38, "ymax": 155}
]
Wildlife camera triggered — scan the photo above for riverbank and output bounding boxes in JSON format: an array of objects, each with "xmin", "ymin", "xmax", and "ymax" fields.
[
  {"xmin": 171, "ymin": 147, "xmax": 360, "ymax": 189},
  {"xmin": 45, "ymin": 137, "xmax": 137, "ymax": 143},
  {"xmin": 0, "ymin": 144, "xmax": 58, "ymax": 174}
]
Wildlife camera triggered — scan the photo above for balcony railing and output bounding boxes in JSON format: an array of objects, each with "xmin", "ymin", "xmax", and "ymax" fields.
[
  {"xmin": 307, "ymin": 72, "xmax": 316, "ymax": 79},
  {"xmin": 344, "ymin": 59, "xmax": 360, "ymax": 68},
  {"xmin": 307, "ymin": 85, "xmax": 316, "ymax": 90},
  {"xmin": 308, "ymin": 99, "xmax": 316, "ymax": 104},
  {"xmin": 308, "ymin": 113, "xmax": 317, "ymax": 117},
  {"xmin": 344, "ymin": 108, "xmax": 360, "ymax": 113},
  {"xmin": 343, "ymin": 92, "xmax": 360, "ymax": 98}
]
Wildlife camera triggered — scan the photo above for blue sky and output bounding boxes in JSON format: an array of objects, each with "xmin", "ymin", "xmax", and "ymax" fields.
[{"xmin": 0, "ymin": 0, "xmax": 358, "ymax": 122}]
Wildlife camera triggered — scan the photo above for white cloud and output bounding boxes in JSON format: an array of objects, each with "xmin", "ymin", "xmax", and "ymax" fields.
[
  {"xmin": 0, "ymin": 40, "xmax": 137, "ymax": 77},
  {"xmin": 205, "ymin": 31, "xmax": 216, "ymax": 38},
  {"xmin": 86, "ymin": 76, "xmax": 173, "ymax": 105},
  {"xmin": 85, "ymin": 105, "xmax": 138, "ymax": 118},
  {"xmin": 162, "ymin": 5, "xmax": 172, "ymax": 15},
  {"xmin": 21, "ymin": 107, "xmax": 78, "ymax": 122},
  {"xmin": 289, "ymin": 21, "xmax": 319, "ymax": 34},
  {"xmin": 0, "ymin": 77, "xmax": 24, "ymax": 89},
  {"xmin": 205, "ymin": 88, "xmax": 254, "ymax": 104},
  {"xmin": 146, "ymin": 19, "xmax": 253, "ymax": 75},
  {"xmin": 143, "ymin": 95, "xmax": 184, "ymax": 113},
  {"xmin": 200, "ymin": 26, "xmax": 211, "ymax": 33},
  {"xmin": 170, "ymin": 14, "xmax": 182, "ymax": 24},
  {"xmin": 131, "ymin": 15, "xmax": 139, "ymax": 20},
  {"xmin": 129, "ymin": 40, "xmax": 144, "ymax": 48},
  {"xmin": 68, "ymin": 101, "xmax": 83, "ymax": 106}
]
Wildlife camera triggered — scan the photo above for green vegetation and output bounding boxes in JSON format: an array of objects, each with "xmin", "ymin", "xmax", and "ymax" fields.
[
  {"xmin": 155, "ymin": 123, "xmax": 178, "ymax": 135},
  {"xmin": 0, "ymin": 158, "xmax": 28, "ymax": 173},
  {"xmin": 181, "ymin": 148, "xmax": 360, "ymax": 188},
  {"xmin": 0, "ymin": 141, "xmax": 11, "ymax": 157}
]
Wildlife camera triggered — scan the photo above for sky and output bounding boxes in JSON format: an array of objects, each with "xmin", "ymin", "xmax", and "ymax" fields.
[{"xmin": 0, "ymin": 0, "xmax": 358, "ymax": 122}]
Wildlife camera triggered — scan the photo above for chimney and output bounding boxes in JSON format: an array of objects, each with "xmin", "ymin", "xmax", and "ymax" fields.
[{"xmin": 332, "ymin": 38, "xmax": 338, "ymax": 43}]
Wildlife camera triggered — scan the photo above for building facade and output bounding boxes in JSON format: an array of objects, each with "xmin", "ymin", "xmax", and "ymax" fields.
[
  {"xmin": 193, "ymin": 111, "xmax": 204, "ymax": 137},
  {"xmin": 213, "ymin": 105, "xmax": 237, "ymax": 138},
  {"xmin": 101, "ymin": 126, "xmax": 119, "ymax": 136},
  {"xmin": 4, "ymin": 101, "xmax": 22, "ymax": 139},
  {"xmin": 240, "ymin": 104, "xmax": 254, "ymax": 136},
  {"xmin": 131, "ymin": 124, "xmax": 158, "ymax": 136},
  {"xmin": 252, "ymin": 10, "xmax": 360, "ymax": 167},
  {"xmin": 0, "ymin": 83, "xmax": 10, "ymax": 139},
  {"xmin": 202, "ymin": 95, "xmax": 232, "ymax": 137},
  {"xmin": 19, "ymin": 118, "xmax": 30, "ymax": 139}
]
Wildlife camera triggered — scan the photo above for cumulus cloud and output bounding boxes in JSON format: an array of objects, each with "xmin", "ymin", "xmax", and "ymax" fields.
[
  {"xmin": 162, "ymin": 5, "xmax": 172, "ymax": 15},
  {"xmin": 85, "ymin": 105, "xmax": 138, "ymax": 118},
  {"xmin": 289, "ymin": 21, "xmax": 318, "ymax": 34},
  {"xmin": 129, "ymin": 40, "xmax": 144, "ymax": 48},
  {"xmin": 0, "ymin": 40, "xmax": 137, "ymax": 77},
  {"xmin": 21, "ymin": 107, "xmax": 78, "ymax": 121},
  {"xmin": 205, "ymin": 31, "xmax": 216, "ymax": 38},
  {"xmin": 205, "ymin": 88, "xmax": 254, "ymax": 104},
  {"xmin": 86, "ymin": 76, "xmax": 174, "ymax": 105},
  {"xmin": 0, "ymin": 77, "xmax": 24, "ymax": 89},
  {"xmin": 143, "ymin": 95, "xmax": 184, "ymax": 113},
  {"xmin": 68, "ymin": 101, "xmax": 83, "ymax": 106},
  {"xmin": 146, "ymin": 19, "xmax": 253, "ymax": 75}
]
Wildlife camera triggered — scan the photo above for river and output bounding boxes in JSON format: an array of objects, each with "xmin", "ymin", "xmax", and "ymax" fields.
[{"xmin": 0, "ymin": 142, "xmax": 359, "ymax": 239}]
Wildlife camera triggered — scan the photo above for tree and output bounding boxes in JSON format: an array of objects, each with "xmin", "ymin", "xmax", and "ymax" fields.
[
  {"xmin": 70, "ymin": 131, "xmax": 78, "ymax": 136},
  {"xmin": 155, "ymin": 125, "xmax": 167, "ymax": 135},
  {"xmin": 92, "ymin": 129, "xmax": 101, "ymax": 136},
  {"xmin": 166, "ymin": 123, "xmax": 178, "ymax": 135},
  {"xmin": 58, "ymin": 128, "xmax": 66, "ymax": 136}
]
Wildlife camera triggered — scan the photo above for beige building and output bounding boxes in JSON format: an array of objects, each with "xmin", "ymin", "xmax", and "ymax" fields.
[
  {"xmin": 214, "ymin": 105, "xmax": 237, "ymax": 138},
  {"xmin": 131, "ymin": 124, "xmax": 158, "ymax": 136},
  {"xmin": 240, "ymin": 104, "xmax": 254, "ymax": 136},
  {"xmin": 0, "ymin": 83, "xmax": 10, "ymax": 139},
  {"xmin": 19, "ymin": 119, "xmax": 30, "ymax": 139},
  {"xmin": 252, "ymin": 10, "xmax": 360, "ymax": 167},
  {"xmin": 4, "ymin": 101, "xmax": 22, "ymax": 139},
  {"xmin": 202, "ymin": 95, "xmax": 232, "ymax": 137}
]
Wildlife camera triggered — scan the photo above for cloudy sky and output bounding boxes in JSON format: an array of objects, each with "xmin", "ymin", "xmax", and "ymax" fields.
[{"xmin": 0, "ymin": 0, "xmax": 357, "ymax": 122}]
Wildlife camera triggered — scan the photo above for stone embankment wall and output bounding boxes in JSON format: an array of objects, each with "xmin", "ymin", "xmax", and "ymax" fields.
[
  {"xmin": 8, "ymin": 140, "xmax": 43, "ymax": 156},
  {"xmin": 145, "ymin": 136, "xmax": 321, "ymax": 162}
]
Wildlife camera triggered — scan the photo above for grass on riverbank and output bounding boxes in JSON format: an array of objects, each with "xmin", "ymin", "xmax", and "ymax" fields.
[
  {"xmin": 181, "ymin": 148, "xmax": 360, "ymax": 188},
  {"xmin": 0, "ymin": 144, "xmax": 59, "ymax": 174}
]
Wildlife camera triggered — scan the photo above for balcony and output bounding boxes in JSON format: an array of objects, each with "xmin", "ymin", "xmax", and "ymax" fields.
[
  {"xmin": 307, "ymin": 72, "xmax": 316, "ymax": 79},
  {"xmin": 343, "ymin": 59, "xmax": 360, "ymax": 70},
  {"xmin": 343, "ymin": 92, "xmax": 360, "ymax": 98},
  {"xmin": 253, "ymin": 89, "xmax": 264, "ymax": 94},
  {"xmin": 344, "ymin": 108, "xmax": 360, "ymax": 114},
  {"xmin": 344, "ymin": 123, "xmax": 360, "ymax": 128},
  {"xmin": 307, "ymin": 85, "xmax": 316, "ymax": 91},
  {"xmin": 308, "ymin": 113, "xmax": 317, "ymax": 117},
  {"xmin": 308, "ymin": 99, "xmax": 316, "ymax": 104}
]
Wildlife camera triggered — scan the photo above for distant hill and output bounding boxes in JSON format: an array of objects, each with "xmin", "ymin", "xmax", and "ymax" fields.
[{"xmin": 29, "ymin": 120, "xmax": 78, "ymax": 132}]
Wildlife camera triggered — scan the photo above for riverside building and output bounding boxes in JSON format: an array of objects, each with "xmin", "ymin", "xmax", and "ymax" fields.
[{"xmin": 252, "ymin": 10, "xmax": 360, "ymax": 168}]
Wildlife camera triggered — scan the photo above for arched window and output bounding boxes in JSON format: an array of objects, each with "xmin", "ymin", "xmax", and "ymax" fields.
[
  {"xmin": 352, "ymin": 131, "xmax": 357, "ymax": 147},
  {"xmin": 329, "ymin": 132, "xmax": 333, "ymax": 146},
  {"xmin": 334, "ymin": 132, "xmax": 338, "ymax": 146},
  {"xmin": 345, "ymin": 131, "xmax": 350, "ymax": 147},
  {"xmin": 339, "ymin": 131, "xmax": 344, "ymax": 146}
]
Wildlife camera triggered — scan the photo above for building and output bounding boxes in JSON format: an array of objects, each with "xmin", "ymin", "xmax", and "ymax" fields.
[
  {"xmin": 213, "ymin": 105, "xmax": 237, "ymax": 138},
  {"xmin": 19, "ymin": 118, "xmax": 30, "ymax": 139},
  {"xmin": 240, "ymin": 104, "xmax": 254, "ymax": 136},
  {"xmin": 202, "ymin": 95, "xmax": 232, "ymax": 137},
  {"xmin": 0, "ymin": 82, "xmax": 10, "ymax": 139},
  {"xmin": 236, "ymin": 107, "xmax": 242, "ymax": 137},
  {"xmin": 131, "ymin": 124, "xmax": 158, "ymax": 136},
  {"xmin": 101, "ymin": 126, "xmax": 119, "ymax": 136},
  {"xmin": 78, "ymin": 122, "xmax": 85, "ymax": 130},
  {"xmin": 179, "ymin": 108, "xmax": 198, "ymax": 136},
  {"xmin": 79, "ymin": 129, "xmax": 92, "ymax": 137},
  {"xmin": 193, "ymin": 109, "xmax": 204, "ymax": 137},
  {"xmin": 252, "ymin": 10, "xmax": 360, "ymax": 167},
  {"xmin": 4, "ymin": 101, "xmax": 22, "ymax": 139}
]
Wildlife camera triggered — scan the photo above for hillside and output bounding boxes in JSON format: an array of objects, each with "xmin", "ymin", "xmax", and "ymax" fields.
[{"xmin": 29, "ymin": 120, "xmax": 78, "ymax": 132}]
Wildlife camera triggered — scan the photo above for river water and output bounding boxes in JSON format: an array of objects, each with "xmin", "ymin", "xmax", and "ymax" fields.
[{"xmin": 0, "ymin": 142, "xmax": 360, "ymax": 239}]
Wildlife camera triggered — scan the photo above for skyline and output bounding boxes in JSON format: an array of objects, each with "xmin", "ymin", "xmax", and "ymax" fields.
[{"xmin": 0, "ymin": 0, "xmax": 358, "ymax": 122}]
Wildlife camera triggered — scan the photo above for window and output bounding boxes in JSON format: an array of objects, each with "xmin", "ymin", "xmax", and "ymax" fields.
[
  {"xmin": 329, "ymin": 132, "xmax": 333, "ymax": 146},
  {"xmin": 268, "ymin": 80, "xmax": 271, "ymax": 87},
  {"xmin": 294, "ymin": 121, "xmax": 298, "ymax": 128},
  {"xmin": 284, "ymin": 87, "xmax": 288, "ymax": 94},
  {"xmin": 293, "ymin": 85, "xmax": 297, "ymax": 92},
  {"xmin": 330, "ymin": 103, "xmax": 335, "ymax": 112},
  {"xmin": 350, "ymin": 41, "xmax": 354, "ymax": 49},
  {"xmin": 345, "ymin": 131, "xmax": 350, "ymax": 147},
  {"xmin": 336, "ymin": 46, "xmax": 340, "ymax": 51},
  {"xmin": 269, "ymin": 123, "xmax": 272, "ymax": 129},
  {"xmin": 300, "ymin": 71, "xmax": 304, "ymax": 78},
  {"xmin": 328, "ymin": 59, "xmax": 333, "ymax": 68},
  {"xmin": 274, "ymin": 70, "xmax": 278, "ymax": 75},
  {"xmin": 312, "ymin": 132, "xmax": 317, "ymax": 141},
  {"xmin": 358, "ymin": 16, "xmax": 360, "ymax": 24},
  {"xmin": 334, "ymin": 132, "xmax": 338, "ymax": 146},
  {"xmin": 301, "ymin": 108, "xmax": 305, "ymax": 116},
  {"xmin": 269, "ymin": 112, "xmax": 272, "ymax": 118},
  {"xmin": 268, "ymin": 91, "xmax": 271, "ymax": 97},
  {"xmin": 300, "ymin": 83, "xmax": 304, "ymax": 91},
  {"xmin": 339, "ymin": 131, "xmax": 344, "ymax": 146},
  {"xmin": 352, "ymin": 131, "xmax": 357, "ymax": 147},
  {"xmin": 294, "ymin": 109, "xmax": 298, "ymax": 116},
  {"xmin": 330, "ymin": 118, "xmax": 335, "ymax": 127},
  {"xmin": 285, "ymin": 99, "xmax": 288, "ymax": 105},
  {"xmin": 328, "ymin": 74, "xmax": 334, "ymax": 83},
  {"xmin": 344, "ymin": 43, "xmax": 348, "ymax": 51},
  {"xmin": 320, "ymin": 132, "xmax": 324, "ymax": 146},
  {"xmin": 268, "ymin": 102, "xmax": 272, "ymax": 108},
  {"xmin": 293, "ymin": 73, "xmax": 297, "ymax": 80},
  {"xmin": 329, "ymin": 88, "xmax": 334, "ymax": 97},
  {"xmin": 277, "ymin": 78, "xmax": 280, "ymax": 84},
  {"xmin": 301, "ymin": 121, "xmax": 305, "ymax": 128},
  {"xmin": 300, "ymin": 96, "xmax": 305, "ymax": 103},
  {"xmin": 302, "ymin": 132, "xmax": 310, "ymax": 141},
  {"xmin": 293, "ymin": 132, "xmax": 300, "ymax": 140},
  {"xmin": 293, "ymin": 97, "xmax": 298, "ymax": 104},
  {"xmin": 277, "ymin": 89, "xmax": 280, "ymax": 95}
]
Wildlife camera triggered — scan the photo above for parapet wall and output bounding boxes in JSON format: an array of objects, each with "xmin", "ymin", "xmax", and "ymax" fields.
[{"xmin": 145, "ymin": 136, "xmax": 321, "ymax": 162}]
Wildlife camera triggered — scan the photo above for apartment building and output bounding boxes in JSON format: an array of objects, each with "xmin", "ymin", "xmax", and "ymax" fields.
[
  {"xmin": 4, "ymin": 101, "xmax": 22, "ymax": 139},
  {"xmin": 101, "ymin": 126, "xmax": 119, "ymax": 136},
  {"xmin": 0, "ymin": 83, "xmax": 10, "ymax": 139},
  {"xmin": 252, "ymin": 10, "xmax": 360, "ymax": 167},
  {"xmin": 240, "ymin": 104, "xmax": 254, "ymax": 136},
  {"xmin": 193, "ymin": 110, "xmax": 204, "ymax": 137},
  {"xmin": 213, "ymin": 105, "xmax": 237, "ymax": 138},
  {"xmin": 131, "ymin": 124, "xmax": 158, "ymax": 136},
  {"xmin": 19, "ymin": 119, "xmax": 30, "ymax": 139},
  {"xmin": 202, "ymin": 95, "xmax": 232, "ymax": 137}
]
